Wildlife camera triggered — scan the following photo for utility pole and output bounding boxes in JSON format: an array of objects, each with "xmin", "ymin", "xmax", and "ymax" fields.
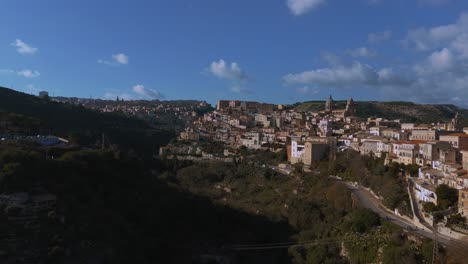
[
  {"xmin": 432, "ymin": 231, "xmax": 438, "ymax": 264},
  {"xmin": 102, "ymin": 133, "xmax": 105, "ymax": 150},
  {"xmin": 432, "ymin": 212, "xmax": 440, "ymax": 264}
]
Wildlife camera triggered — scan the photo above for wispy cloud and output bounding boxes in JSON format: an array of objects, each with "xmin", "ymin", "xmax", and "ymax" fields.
[
  {"xmin": 296, "ymin": 86, "xmax": 319, "ymax": 95},
  {"xmin": 98, "ymin": 53, "xmax": 129, "ymax": 65},
  {"xmin": 0, "ymin": 69, "xmax": 15, "ymax": 75},
  {"xmin": 17, "ymin": 69, "xmax": 40, "ymax": 78},
  {"xmin": 104, "ymin": 85, "xmax": 164, "ymax": 101},
  {"xmin": 286, "ymin": 0, "xmax": 326, "ymax": 16},
  {"xmin": 11, "ymin": 39, "xmax": 38, "ymax": 54},
  {"xmin": 348, "ymin": 47, "xmax": 377, "ymax": 58},
  {"xmin": 132, "ymin": 84, "xmax": 164, "ymax": 99},
  {"xmin": 231, "ymin": 84, "xmax": 253, "ymax": 94},
  {"xmin": 284, "ymin": 62, "xmax": 382, "ymax": 86},
  {"xmin": 404, "ymin": 12, "xmax": 467, "ymax": 52},
  {"xmin": 368, "ymin": 30, "xmax": 392, "ymax": 43}
]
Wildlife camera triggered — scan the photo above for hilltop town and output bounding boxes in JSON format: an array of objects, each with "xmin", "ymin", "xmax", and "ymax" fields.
[{"xmin": 162, "ymin": 96, "xmax": 468, "ymax": 238}]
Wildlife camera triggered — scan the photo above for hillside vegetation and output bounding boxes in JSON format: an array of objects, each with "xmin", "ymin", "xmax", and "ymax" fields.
[
  {"xmin": 0, "ymin": 87, "xmax": 173, "ymax": 154},
  {"xmin": 295, "ymin": 100, "xmax": 468, "ymax": 124}
]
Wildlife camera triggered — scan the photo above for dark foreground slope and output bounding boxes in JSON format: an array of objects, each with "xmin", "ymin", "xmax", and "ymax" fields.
[
  {"xmin": 0, "ymin": 148, "xmax": 293, "ymax": 263},
  {"xmin": 295, "ymin": 100, "xmax": 468, "ymax": 124}
]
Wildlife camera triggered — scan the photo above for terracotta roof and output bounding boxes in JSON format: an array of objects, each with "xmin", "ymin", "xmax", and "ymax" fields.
[
  {"xmin": 443, "ymin": 133, "xmax": 468, "ymax": 138},
  {"xmin": 452, "ymin": 169, "xmax": 468, "ymax": 176},
  {"xmin": 393, "ymin": 140, "xmax": 427, "ymax": 145}
]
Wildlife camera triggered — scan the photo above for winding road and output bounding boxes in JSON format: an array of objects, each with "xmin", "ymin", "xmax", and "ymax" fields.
[
  {"xmin": 337, "ymin": 179, "xmax": 451, "ymax": 245},
  {"xmin": 332, "ymin": 177, "xmax": 468, "ymax": 256}
]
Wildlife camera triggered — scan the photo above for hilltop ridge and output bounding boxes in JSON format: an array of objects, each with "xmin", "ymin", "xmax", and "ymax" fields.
[
  {"xmin": 294, "ymin": 100, "xmax": 468, "ymax": 124},
  {"xmin": 0, "ymin": 87, "xmax": 173, "ymax": 153}
]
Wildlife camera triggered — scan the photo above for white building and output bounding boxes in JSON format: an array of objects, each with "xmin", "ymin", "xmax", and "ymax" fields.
[{"xmin": 413, "ymin": 179, "xmax": 437, "ymax": 204}]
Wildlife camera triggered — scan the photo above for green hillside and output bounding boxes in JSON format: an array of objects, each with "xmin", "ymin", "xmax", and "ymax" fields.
[
  {"xmin": 0, "ymin": 87, "xmax": 173, "ymax": 154},
  {"xmin": 295, "ymin": 100, "xmax": 468, "ymax": 124},
  {"xmin": 0, "ymin": 87, "xmax": 147, "ymax": 131}
]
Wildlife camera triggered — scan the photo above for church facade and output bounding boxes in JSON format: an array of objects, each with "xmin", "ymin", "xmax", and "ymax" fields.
[{"xmin": 324, "ymin": 95, "xmax": 356, "ymax": 118}]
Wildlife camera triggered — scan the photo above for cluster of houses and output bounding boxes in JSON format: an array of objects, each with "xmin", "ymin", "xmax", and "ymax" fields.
[
  {"xmin": 52, "ymin": 96, "xmax": 210, "ymax": 124},
  {"xmin": 161, "ymin": 96, "xmax": 468, "ymax": 219}
]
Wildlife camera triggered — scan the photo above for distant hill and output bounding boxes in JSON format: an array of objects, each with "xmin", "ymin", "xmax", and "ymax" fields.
[
  {"xmin": 294, "ymin": 100, "xmax": 468, "ymax": 125},
  {"xmin": 0, "ymin": 87, "xmax": 151, "ymax": 130},
  {"xmin": 0, "ymin": 87, "xmax": 173, "ymax": 153}
]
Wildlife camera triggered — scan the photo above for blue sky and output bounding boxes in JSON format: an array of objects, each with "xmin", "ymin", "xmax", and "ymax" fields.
[{"xmin": 1, "ymin": 0, "xmax": 468, "ymax": 106}]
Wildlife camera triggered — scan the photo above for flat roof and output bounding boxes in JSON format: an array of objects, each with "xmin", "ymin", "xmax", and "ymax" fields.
[{"xmin": 414, "ymin": 179, "xmax": 437, "ymax": 192}]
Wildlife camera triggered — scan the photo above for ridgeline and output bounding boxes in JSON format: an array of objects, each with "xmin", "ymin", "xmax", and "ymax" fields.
[
  {"xmin": 0, "ymin": 87, "xmax": 173, "ymax": 154},
  {"xmin": 294, "ymin": 100, "xmax": 468, "ymax": 125}
]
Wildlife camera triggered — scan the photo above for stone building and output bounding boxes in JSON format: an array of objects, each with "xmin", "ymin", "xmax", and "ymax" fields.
[
  {"xmin": 440, "ymin": 133, "xmax": 468, "ymax": 151},
  {"xmin": 325, "ymin": 95, "xmax": 334, "ymax": 112},
  {"xmin": 448, "ymin": 112, "xmax": 463, "ymax": 131},
  {"xmin": 459, "ymin": 188, "xmax": 468, "ymax": 215},
  {"xmin": 325, "ymin": 96, "xmax": 356, "ymax": 118},
  {"xmin": 411, "ymin": 129, "xmax": 437, "ymax": 141}
]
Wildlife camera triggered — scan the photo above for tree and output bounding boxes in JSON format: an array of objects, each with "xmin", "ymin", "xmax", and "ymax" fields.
[
  {"xmin": 345, "ymin": 208, "xmax": 381, "ymax": 234},
  {"xmin": 436, "ymin": 184, "xmax": 458, "ymax": 210},
  {"xmin": 422, "ymin": 202, "xmax": 437, "ymax": 213},
  {"xmin": 446, "ymin": 213, "xmax": 466, "ymax": 227}
]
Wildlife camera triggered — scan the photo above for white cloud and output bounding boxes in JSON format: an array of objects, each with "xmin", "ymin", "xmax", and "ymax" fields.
[
  {"xmin": 112, "ymin": 53, "xmax": 129, "ymax": 65},
  {"xmin": 374, "ymin": 12, "xmax": 468, "ymax": 104},
  {"xmin": 0, "ymin": 69, "xmax": 15, "ymax": 75},
  {"xmin": 104, "ymin": 85, "xmax": 164, "ymax": 101},
  {"xmin": 98, "ymin": 53, "xmax": 129, "ymax": 65},
  {"xmin": 405, "ymin": 12, "xmax": 468, "ymax": 51},
  {"xmin": 284, "ymin": 42, "xmax": 468, "ymax": 105},
  {"xmin": 208, "ymin": 59, "xmax": 252, "ymax": 93},
  {"xmin": 291, "ymin": 12, "xmax": 465, "ymax": 104},
  {"xmin": 11, "ymin": 39, "xmax": 37, "ymax": 54},
  {"xmin": 17, "ymin": 69, "xmax": 40, "ymax": 78},
  {"xmin": 132, "ymin": 84, "xmax": 164, "ymax": 99},
  {"xmin": 209, "ymin": 59, "xmax": 246, "ymax": 80},
  {"xmin": 428, "ymin": 48, "xmax": 454, "ymax": 71},
  {"xmin": 321, "ymin": 52, "xmax": 343, "ymax": 66},
  {"xmin": 376, "ymin": 68, "xmax": 413, "ymax": 86},
  {"xmin": 284, "ymin": 62, "xmax": 381, "ymax": 86},
  {"xmin": 286, "ymin": 0, "xmax": 325, "ymax": 16},
  {"xmin": 349, "ymin": 47, "xmax": 377, "ymax": 58},
  {"xmin": 231, "ymin": 85, "xmax": 252, "ymax": 94},
  {"xmin": 368, "ymin": 30, "xmax": 392, "ymax": 43},
  {"xmin": 296, "ymin": 86, "xmax": 319, "ymax": 94},
  {"xmin": 451, "ymin": 33, "xmax": 468, "ymax": 58}
]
